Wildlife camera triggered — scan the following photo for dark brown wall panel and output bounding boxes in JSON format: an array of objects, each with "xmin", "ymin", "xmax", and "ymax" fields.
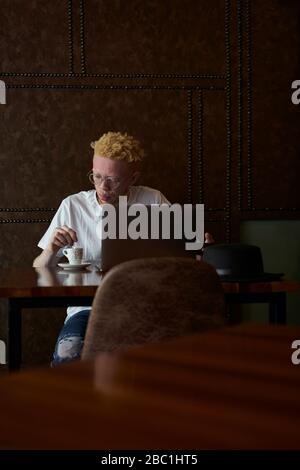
[
  {"xmin": 202, "ymin": 90, "xmax": 227, "ymax": 209},
  {"xmin": 1, "ymin": 87, "xmax": 189, "ymax": 207},
  {"xmin": 0, "ymin": 223, "xmax": 47, "ymax": 268},
  {"xmin": 243, "ymin": 0, "xmax": 300, "ymax": 211},
  {"xmin": 85, "ymin": 0, "xmax": 226, "ymax": 75},
  {"xmin": 0, "ymin": 0, "xmax": 69, "ymax": 73},
  {"xmin": 251, "ymin": 91, "xmax": 300, "ymax": 209}
]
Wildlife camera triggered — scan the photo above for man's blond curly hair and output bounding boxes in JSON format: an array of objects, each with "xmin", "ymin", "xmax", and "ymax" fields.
[{"xmin": 91, "ymin": 132, "xmax": 144, "ymax": 163}]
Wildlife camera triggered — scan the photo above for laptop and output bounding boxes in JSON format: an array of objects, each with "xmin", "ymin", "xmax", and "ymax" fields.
[{"xmin": 97, "ymin": 204, "xmax": 204, "ymax": 272}]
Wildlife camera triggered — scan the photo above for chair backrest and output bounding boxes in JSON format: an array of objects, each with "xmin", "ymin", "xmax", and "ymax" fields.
[{"xmin": 82, "ymin": 257, "xmax": 226, "ymax": 360}]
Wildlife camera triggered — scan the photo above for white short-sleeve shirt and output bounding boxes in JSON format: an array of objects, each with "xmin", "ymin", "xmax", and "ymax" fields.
[{"xmin": 38, "ymin": 186, "xmax": 169, "ymax": 320}]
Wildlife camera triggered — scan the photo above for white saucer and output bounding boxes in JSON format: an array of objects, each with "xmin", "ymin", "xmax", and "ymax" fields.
[{"xmin": 58, "ymin": 262, "xmax": 91, "ymax": 270}]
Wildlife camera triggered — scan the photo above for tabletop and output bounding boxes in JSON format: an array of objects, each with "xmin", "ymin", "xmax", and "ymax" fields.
[
  {"xmin": 0, "ymin": 266, "xmax": 103, "ymax": 298},
  {"xmin": 0, "ymin": 323, "xmax": 300, "ymax": 449},
  {"xmin": 0, "ymin": 266, "xmax": 298, "ymax": 298},
  {"xmin": 1, "ymin": 266, "xmax": 299, "ymax": 372}
]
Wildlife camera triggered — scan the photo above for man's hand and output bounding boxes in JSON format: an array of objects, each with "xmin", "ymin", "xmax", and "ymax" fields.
[
  {"xmin": 195, "ymin": 232, "xmax": 215, "ymax": 261},
  {"xmin": 33, "ymin": 226, "xmax": 78, "ymax": 268},
  {"xmin": 46, "ymin": 226, "xmax": 78, "ymax": 253},
  {"xmin": 204, "ymin": 232, "xmax": 215, "ymax": 245}
]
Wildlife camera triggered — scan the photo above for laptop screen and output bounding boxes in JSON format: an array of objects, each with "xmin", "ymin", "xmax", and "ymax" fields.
[{"xmin": 98, "ymin": 204, "xmax": 204, "ymax": 271}]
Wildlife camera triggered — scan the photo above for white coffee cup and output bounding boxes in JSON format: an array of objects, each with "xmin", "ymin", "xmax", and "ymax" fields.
[{"xmin": 62, "ymin": 247, "xmax": 83, "ymax": 265}]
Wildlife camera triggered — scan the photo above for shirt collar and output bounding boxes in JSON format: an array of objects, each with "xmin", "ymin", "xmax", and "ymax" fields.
[{"xmin": 87, "ymin": 190, "xmax": 103, "ymax": 217}]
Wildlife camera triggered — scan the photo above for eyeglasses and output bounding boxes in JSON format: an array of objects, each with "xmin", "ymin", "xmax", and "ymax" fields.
[{"xmin": 88, "ymin": 171, "xmax": 121, "ymax": 189}]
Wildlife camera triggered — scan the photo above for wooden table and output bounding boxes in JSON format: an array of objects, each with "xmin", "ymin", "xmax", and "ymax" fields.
[
  {"xmin": 0, "ymin": 267, "xmax": 103, "ymax": 371},
  {"xmin": 222, "ymin": 280, "xmax": 300, "ymax": 324},
  {"xmin": 0, "ymin": 323, "xmax": 300, "ymax": 450},
  {"xmin": 0, "ymin": 267, "xmax": 299, "ymax": 371}
]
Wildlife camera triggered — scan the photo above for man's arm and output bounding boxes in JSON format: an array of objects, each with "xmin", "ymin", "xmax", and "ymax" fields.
[
  {"xmin": 33, "ymin": 226, "xmax": 77, "ymax": 267},
  {"xmin": 33, "ymin": 249, "xmax": 61, "ymax": 268}
]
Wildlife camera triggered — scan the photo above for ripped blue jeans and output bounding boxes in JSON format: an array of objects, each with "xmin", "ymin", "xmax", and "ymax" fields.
[{"xmin": 52, "ymin": 310, "xmax": 91, "ymax": 366}]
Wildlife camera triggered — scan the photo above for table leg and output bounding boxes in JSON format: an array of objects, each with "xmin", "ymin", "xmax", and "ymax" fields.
[
  {"xmin": 8, "ymin": 299, "xmax": 22, "ymax": 371},
  {"xmin": 225, "ymin": 292, "xmax": 287, "ymax": 325},
  {"xmin": 269, "ymin": 292, "xmax": 287, "ymax": 325}
]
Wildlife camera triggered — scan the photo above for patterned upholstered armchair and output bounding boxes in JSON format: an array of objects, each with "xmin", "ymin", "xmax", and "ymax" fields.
[{"xmin": 82, "ymin": 257, "xmax": 226, "ymax": 360}]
